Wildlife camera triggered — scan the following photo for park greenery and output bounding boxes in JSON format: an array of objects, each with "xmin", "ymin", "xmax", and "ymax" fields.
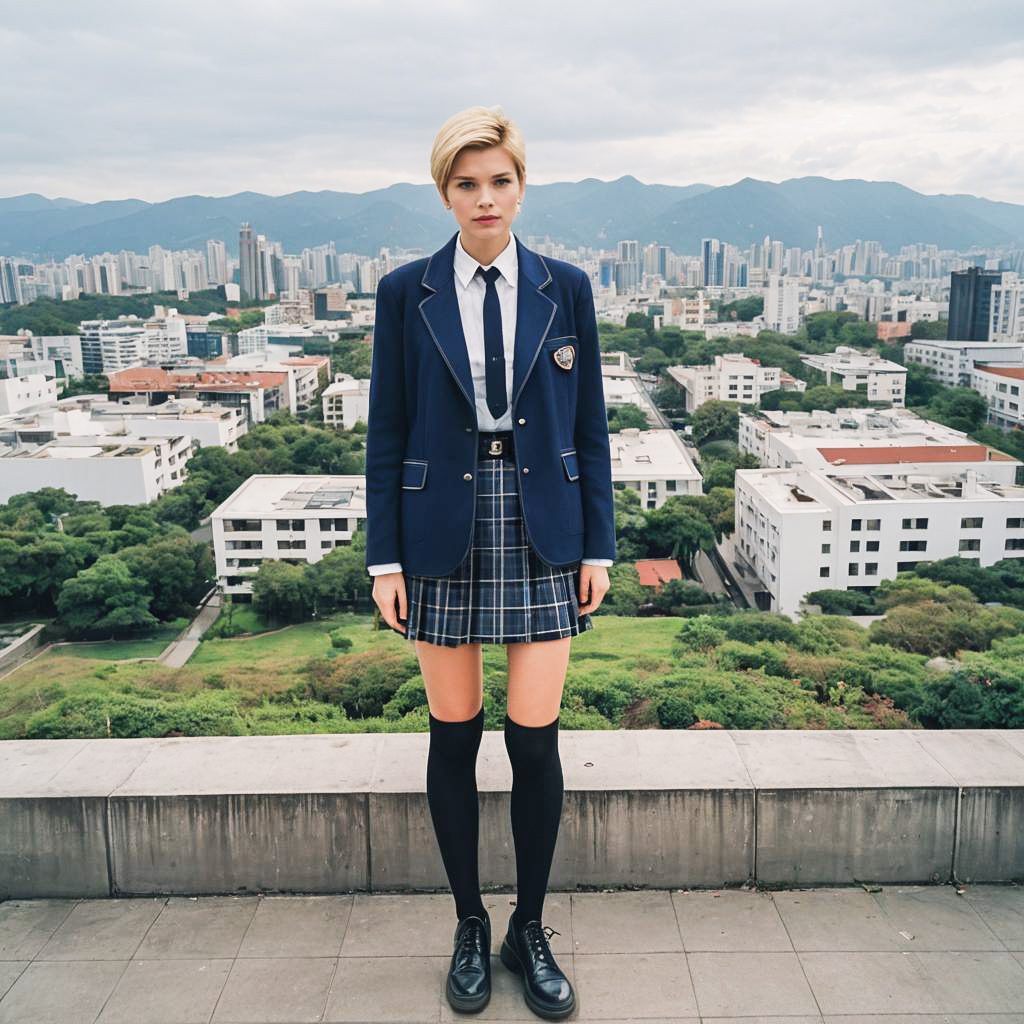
[{"xmin": 2, "ymin": 299, "xmax": 1023, "ymax": 738}]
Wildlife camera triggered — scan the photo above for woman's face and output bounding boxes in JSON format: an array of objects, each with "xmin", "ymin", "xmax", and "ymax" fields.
[{"xmin": 443, "ymin": 145, "xmax": 524, "ymax": 244}]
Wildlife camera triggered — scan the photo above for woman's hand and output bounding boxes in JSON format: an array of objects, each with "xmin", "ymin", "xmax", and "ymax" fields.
[
  {"xmin": 577, "ymin": 564, "xmax": 609, "ymax": 615},
  {"xmin": 372, "ymin": 571, "xmax": 407, "ymax": 634}
]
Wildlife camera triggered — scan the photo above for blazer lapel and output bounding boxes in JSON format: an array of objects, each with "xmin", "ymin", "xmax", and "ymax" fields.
[{"xmin": 419, "ymin": 230, "xmax": 557, "ymax": 415}]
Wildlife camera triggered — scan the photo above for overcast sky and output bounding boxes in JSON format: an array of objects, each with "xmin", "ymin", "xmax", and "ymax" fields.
[{"xmin": 3, "ymin": 0, "xmax": 1022, "ymax": 206}]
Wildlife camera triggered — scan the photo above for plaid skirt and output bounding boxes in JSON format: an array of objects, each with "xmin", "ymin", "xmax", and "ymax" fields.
[{"xmin": 400, "ymin": 453, "xmax": 594, "ymax": 646}]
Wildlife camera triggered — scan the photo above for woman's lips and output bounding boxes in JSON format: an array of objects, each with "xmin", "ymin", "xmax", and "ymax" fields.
[{"xmin": 475, "ymin": 216, "xmax": 498, "ymax": 222}]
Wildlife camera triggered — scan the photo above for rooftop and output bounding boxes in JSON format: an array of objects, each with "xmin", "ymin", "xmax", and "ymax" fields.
[
  {"xmin": 975, "ymin": 363, "xmax": 1024, "ymax": 381},
  {"xmin": 214, "ymin": 474, "xmax": 366, "ymax": 516}
]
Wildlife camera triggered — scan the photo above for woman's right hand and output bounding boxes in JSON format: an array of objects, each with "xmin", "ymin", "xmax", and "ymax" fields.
[{"xmin": 372, "ymin": 571, "xmax": 407, "ymax": 634}]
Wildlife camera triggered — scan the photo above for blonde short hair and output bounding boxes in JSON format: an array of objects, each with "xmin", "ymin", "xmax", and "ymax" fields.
[{"xmin": 430, "ymin": 105, "xmax": 526, "ymax": 200}]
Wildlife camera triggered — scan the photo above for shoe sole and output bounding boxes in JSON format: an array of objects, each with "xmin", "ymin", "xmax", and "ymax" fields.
[{"xmin": 499, "ymin": 937, "xmax": 577, "ymax": 1020}]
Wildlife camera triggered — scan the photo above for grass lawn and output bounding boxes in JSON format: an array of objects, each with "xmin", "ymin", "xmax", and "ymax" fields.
[{"xmin": 0, "ymin": 611, "xmax": 680, "ymax": 738}]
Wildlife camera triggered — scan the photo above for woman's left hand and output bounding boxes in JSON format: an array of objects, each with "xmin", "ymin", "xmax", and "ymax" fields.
[{"xmin": 577, "ymin": 564, "xmax": 609, "ymax": 615}]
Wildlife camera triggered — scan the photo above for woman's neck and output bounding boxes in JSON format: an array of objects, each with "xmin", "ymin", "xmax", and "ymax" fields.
[{"xmin": 459, "ymin": 228, "xmax": 511, "ymax": 268}]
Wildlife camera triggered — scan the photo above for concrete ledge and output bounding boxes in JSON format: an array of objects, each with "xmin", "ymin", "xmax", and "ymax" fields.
[{"xmin": 1, "ymin": 728, "xmax": 1022, "ymax": 898}]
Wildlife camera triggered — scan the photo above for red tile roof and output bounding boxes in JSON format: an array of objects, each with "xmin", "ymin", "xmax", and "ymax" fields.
[
  {"xmin": 634, "ymin": 558, "xmax": 683, "ymax": 588},
  {"xmin": 107, "ymin": 368, "xmax": 288, "ymax": 392},
  {"xmin": 818, "ymin": 445, "xmax": 989, "ymax": 465},
  {"xmin": 975, "ymin": 364, "xmax": 1024, "ymax": 380}
]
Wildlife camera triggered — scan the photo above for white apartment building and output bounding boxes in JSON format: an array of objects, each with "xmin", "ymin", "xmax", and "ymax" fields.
[
  {"xmin": 236, "ymin": 323, "xmax": 321, "ymax": 356},
  {"xmin": 668, "ymin": 353, "xmax": 787, "ymax": 412},
  {"xmin": 143, "ymin": 312, "xmax": 188, "ymax": 362},
  {"xmin": 990, "ymin": 273, "xmax": 1023, "ymax": 343},
  {"xmin": 739, "ymin": 407, "xmax": 1020, "ymax": 485},
  {"xmin": 734, "ymin": 467, "xmax": 1024, "ymax": 617},
  {"xmin": 322, "ymin": 373, "xmax": 371, "ymax": 428},
  {"xmin": 79, "ymin": 321, "xmax": 149, "ymax": 374},
  {"xmin": 800, "ymin": 347, "xmax": 907, "ymax": 406},
  {"xmin": 971, "ymin": 364, "xmax": 1024, "ymax": 431},
  {"xmin": 226, "ymin": 352, "xmax": 328, "ymax": 412},
  {"xmin": 598, "ymin": 351, "xmax": 661, "ymax": 423},
  {"xmin": 212, "ymin": 475, "xmax": 367, "ymax": 596},
  {"xmin": 903, "ymin": 340, "xmax": 1024, "ymax": 387},
  {"xmin": 610, "ymin": 427, "xmax": 703, "ymax": 508},
  {"xmin": 764, "ymin": 274, "xmax": 800, "ymax": 334},
  {"xmin": 0, "ymin": 433, "xmax": 194, "ymax": 506},
  {"xmin": 0, "ymin": 374, "xmax": 59, "ymax": 415}
]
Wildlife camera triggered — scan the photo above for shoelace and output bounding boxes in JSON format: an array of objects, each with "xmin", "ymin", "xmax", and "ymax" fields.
[
  {"xmin": 454, "ymin": 916, "xmax": 488, "ymax": 967},
  {"xmin": 521, "ymin": 920, "xmax": 561, "ymax": 963}
]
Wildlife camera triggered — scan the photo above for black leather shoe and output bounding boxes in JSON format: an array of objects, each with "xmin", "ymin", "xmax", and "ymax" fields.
[
  {"xmin": 499, "ymin": 915, "xmax": 576, "ymax": 1020},
  {"xmin": 445, "ymin": 909, "xmax": 491, "ymax": 1013}
]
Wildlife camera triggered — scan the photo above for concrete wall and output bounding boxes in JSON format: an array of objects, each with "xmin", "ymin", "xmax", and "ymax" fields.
[{"xmin": 1, "ymin": 728, "xmax": 1022, "ymax": 899}]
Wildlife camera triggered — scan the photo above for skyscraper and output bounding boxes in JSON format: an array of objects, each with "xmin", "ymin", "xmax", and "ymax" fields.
[
  {"xmin": 239, "ymin": 223, "xmax": 258, "ymax": 301},
  {"xmin": 948, "ymin": 267, "xmax": 1002, "ymax": 341}
]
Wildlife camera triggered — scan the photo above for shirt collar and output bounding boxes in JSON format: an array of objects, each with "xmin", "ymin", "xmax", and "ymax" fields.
[{"xmin": 453, "ymin": 229, "xmax": 518, "ymax": 290}]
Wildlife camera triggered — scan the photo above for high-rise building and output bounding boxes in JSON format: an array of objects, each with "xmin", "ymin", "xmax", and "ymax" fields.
[
  {"xmin": 206, "ymin": 240, "xmax": 228, "ymax": 285},
  {"xmin": 948, "ymin": 267, "xmax": 1003, "ymax": 341},
  {"xmin": 765, "ymin": 274, "xmax": 800, "ymax": 334},
  {"xmin": 239, "ymin": 223, "xmax": 258, "ymax": 301},
  {"xmin": 702, "ymin": 238, "xmax": 723, "ymax": 287}
]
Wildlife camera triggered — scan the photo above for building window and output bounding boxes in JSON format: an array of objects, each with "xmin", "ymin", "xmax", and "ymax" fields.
[
  {"xmin": 819, "ymin": 566, "xmax": 830, "ymax": 577},
  {"xmin": 961, "ymin": 517, "xmax": 983, "ymax": 529},
  {"xmin": 1007, "ymin": 538, "xmax": 1024, "ymax": 551},
  {"xmin": 959, "ymin": 538, "xmax": 981, "ymax": 552},
  {"xmin": 848, "ymin": 563, "xmax": 859, "ymax": 576},
  {"xmin": 865, "ymin": 563, "xmax": 878, "ymax": 575},
  {"xmin": 901, "ymin": 517, "xmax": 929, "ymax": 530},
  {"xmin": 821, "ymin": 543, "xmax": 831, "ymax": 553},
  {"xmin": 851, "ymin": 518, "xmax": 862, "ymax": 531},
  {"xmin": 823, "ymin": 520, "xmax": 832, "ymax": 531},
  {"xmin": 1008, "ymin": 518, "xmax": 1023, "ymax": 529},
  {"xmin": 866, "ymin": 519, "xmax": 881, "ymax": 531},
  {"xmin": 899, "ymin": 540, "xmax": 927, "ymax": 552},
  {"xmin": 850, "ymin": 540, "xmax": 860, "ymax": 552},
  {"xmin": 866, "ymin": 540, "xmax": 880, "ymax": 552}
]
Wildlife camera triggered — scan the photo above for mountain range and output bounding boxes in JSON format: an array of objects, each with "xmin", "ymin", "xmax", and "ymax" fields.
[{"xmin": 1, "ymin": 176, "xmax": 1022, "ymax": 261}]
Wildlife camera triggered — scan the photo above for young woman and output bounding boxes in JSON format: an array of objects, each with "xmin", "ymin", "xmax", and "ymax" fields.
[{"xmin": 365, "ymin": 105, "xmax": 615, "ymax": 1019}]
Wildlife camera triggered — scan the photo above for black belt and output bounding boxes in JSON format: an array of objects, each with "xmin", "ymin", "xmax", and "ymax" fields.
[{"xmin": 478, "ymin": 430, "xmax": 515, "ymax": 459}]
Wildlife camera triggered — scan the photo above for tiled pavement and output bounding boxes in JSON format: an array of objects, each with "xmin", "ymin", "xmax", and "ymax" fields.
[{"xmin": 0, "ymin": 885, "xmax": 1022, "ymax": 1023}]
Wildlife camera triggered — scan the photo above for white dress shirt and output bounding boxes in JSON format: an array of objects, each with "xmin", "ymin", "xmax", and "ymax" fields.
[{"xmin": 368, "ymin": 230, "xmax": 613, "ymax": 575}]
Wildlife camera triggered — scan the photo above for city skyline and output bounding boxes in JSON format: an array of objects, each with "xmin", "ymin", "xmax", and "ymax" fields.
[{"xmin": 2, "ymin": 0, "xmax": 1022, "ymax": 204}]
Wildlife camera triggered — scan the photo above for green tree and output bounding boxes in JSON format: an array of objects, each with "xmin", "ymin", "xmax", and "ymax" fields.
[
  {"xmin": 251, "ymin": 561, "xmax": 313, "ymax": 624},
  {"xmin": 55, "ymin": 556, "xmax": 159, "ymax": 638},
  {"xmin": 690, "ymin": 400, "xmax": 740, "ymax": 445}
]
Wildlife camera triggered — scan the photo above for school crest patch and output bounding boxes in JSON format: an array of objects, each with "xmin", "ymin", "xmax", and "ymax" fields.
[{"xmin": 552, "ymin": 344, "xmax": 575, "ymax": 370}]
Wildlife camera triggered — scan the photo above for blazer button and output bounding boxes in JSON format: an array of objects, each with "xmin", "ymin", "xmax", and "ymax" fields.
[
  {"xmin": 463, "ymin": 472, "xmax": 472, "ymax": 480},
  {"xmin": 522, "ymin": 467, "xmax": 529, "ymax": 474},
  {"xmin": 517, "ymin": 417, "xmax": 526, "ymax": 425}
]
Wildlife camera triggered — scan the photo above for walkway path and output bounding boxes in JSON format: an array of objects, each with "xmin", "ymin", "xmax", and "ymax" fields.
[{"xmin": 1, "ymin": 883, "xmax": 1022, "ymax": 1022}]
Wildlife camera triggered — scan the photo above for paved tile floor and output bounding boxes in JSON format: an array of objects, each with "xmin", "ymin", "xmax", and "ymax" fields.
[{"xmin": 0, "ymin": 884, "xmax": 1022, "ymax": 1023}]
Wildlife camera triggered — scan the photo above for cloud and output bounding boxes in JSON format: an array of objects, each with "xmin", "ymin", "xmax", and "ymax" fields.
[{"xmin": 3, "ymin": 0, "xmax": 1023, "ymax": 204}]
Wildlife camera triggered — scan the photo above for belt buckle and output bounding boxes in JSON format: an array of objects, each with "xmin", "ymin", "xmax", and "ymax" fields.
[{"xmin": 488, "ymin": 438, "xmax": 504, "ymax": 456}]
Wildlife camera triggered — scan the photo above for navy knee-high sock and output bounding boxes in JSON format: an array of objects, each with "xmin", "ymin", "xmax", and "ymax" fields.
[
  {"xmin": 426, "ymin": 705, "xmax": 487, "ymax": 922},
  {"xmin": 504, "ymin": 712, "xmax": 564, "ymax": 928}
]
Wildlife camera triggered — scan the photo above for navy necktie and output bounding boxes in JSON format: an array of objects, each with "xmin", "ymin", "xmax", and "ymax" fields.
[{"xmin": 476, "ymin": 265, "xmax": 507, "ymax": 418}]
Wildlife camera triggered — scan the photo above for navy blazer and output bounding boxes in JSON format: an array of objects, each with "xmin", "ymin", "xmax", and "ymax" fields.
[{"xmin": 364, "ymin": 230, "xmax": 616, "ymax": 576}]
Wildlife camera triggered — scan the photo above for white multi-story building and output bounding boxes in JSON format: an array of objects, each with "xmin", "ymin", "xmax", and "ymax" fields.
[
  {"xmin": 990, "ymin": 273, "xmax": 1024, "ymax": 343},
  {"xmin": 739, "ymin": 407, "xmax": 1020, "ymax": 485},
  {"xmin": 668, "ymin": 353, "xmax": 788, "ymax": 412},
  {"xmin": 610, "ymin": 427, "xmax": 703, "ymax": 507},
  {"xmin": 764, "ymin": 273, "xmax": 800, "ymax": 334},
  {"xmin": 322, "ymin": 373, "xmax": 371, "ymax": 428},
  {"xmin": 734, "ymin": 466, "xmax": 1024, "ymax": 617},
  {"xmin": 800, "ymin": 347, "xmax": 907, "ymax": 406},
  {"xmin": 0, "ymin": 433, "xmax": 194, "ymax": 506},
  {"xmin": 971, "ymin": 364, "xmax": 1024, "ymax": 431},
  {"xmin": 212, "ymin": 475, "xmax": 367, "ymax": 596},
  {"xmin": 0, "ymin": 374, "xmax": 59, "ymax": 415},
  {"xmin": 79, "ymin": 320, "xmax": 149, "ymax": 375},
  {"xmin": 903, "ymin": 340, "xmax": 1024, "ymax": 387}
]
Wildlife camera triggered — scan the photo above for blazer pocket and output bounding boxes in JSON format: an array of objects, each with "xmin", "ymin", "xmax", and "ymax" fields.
[
  {"xmin": 560, "ymin": 449, "xmax": 580, "ymax": 482},
  {"xmin": 401, "ymin": 458, "xmax": 428, "ymax": 489},
  {"xmin": 543, "ymin": 334, "xmax": 577, "ymax": 349}
]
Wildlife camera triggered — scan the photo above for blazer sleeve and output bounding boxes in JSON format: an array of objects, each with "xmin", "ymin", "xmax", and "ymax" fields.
[
  {"xmin": 364, "ymin": 273, "xmax": 408, "ymax": 568},
  {"xmin": 572, "ymin": 271, "xmax": 616, "ymax": 562}
]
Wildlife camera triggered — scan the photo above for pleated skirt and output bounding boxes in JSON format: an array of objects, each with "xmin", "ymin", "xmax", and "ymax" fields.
[{"xmin": 400, "ymin": 453, "xmax": 594, "ymax": 647}]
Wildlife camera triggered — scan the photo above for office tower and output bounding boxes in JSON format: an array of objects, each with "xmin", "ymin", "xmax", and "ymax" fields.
[
  {"xmin": 948, "ymin": 267, "xmax": 1003, "ymax": 341},
  {"xmin": 702, "ymin": 238, "xmax": 723, "ymax": 287}
]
